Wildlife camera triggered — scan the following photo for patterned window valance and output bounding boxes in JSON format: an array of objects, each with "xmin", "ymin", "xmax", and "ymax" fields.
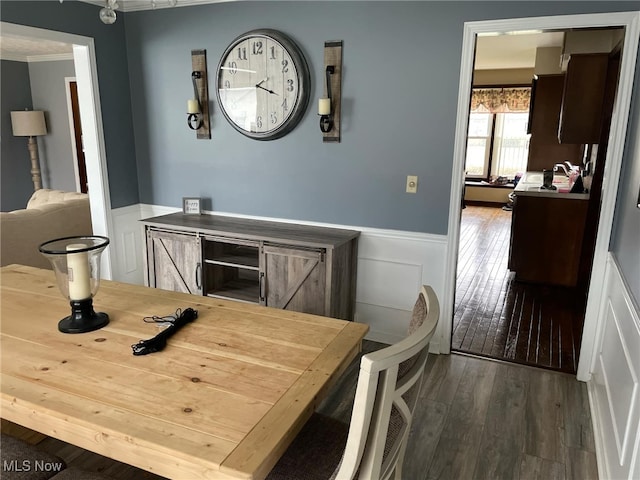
[{"xmin": 470, "ymin": 87, "xmax": 531, "ymax": 113}]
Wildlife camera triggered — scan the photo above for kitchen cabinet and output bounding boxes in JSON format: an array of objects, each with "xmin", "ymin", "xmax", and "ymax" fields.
[
  {"xmin": 142, "ymin": 213, "xmax": 359, "ymax": 320},
  {"xmin": 526, "ymin": 74, "xmax": 583, "ymax": 172},
  {"xmin": 146, "ymin": 229, "xmax": 203, "ymax": 295},
  {"xmin": 508, "ymin": 192, "xmax": 588, "ymax": 287},
  {"xmin": 558, "ymin": 53, "xmax": 609, "ymax": 144}
]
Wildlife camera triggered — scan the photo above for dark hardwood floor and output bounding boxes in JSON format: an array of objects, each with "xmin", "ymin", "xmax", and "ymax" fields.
[
  {"xmin": 452, "ymin": 205, "xmax": 586, "ymax": 374},
  {"xmin": 3, "ymin": 341, "xmax": 598, "ymax": 480}
]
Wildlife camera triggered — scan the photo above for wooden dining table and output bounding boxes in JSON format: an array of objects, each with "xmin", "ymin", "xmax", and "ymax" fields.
[{"xmin": 0, "ymin": 265, "xmax": 368, "ymax": 479}]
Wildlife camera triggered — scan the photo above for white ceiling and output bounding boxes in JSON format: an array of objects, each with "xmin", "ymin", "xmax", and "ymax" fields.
[
  {"xmin": 475, "ymin": 32, "xmax": 565, "ymax": 70},
  {"xmin": 0, "ymin": 35, "xmax": 73, "ymax": 62}
]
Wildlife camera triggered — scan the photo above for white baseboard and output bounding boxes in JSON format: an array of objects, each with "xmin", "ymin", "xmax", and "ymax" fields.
[
  {"xmin": 588, "ymin": 253, "xmax": 640, "ymax": 480},
  {"xmin": 109, "ymin": 205, "xmax": 447, "ymax": 351}
]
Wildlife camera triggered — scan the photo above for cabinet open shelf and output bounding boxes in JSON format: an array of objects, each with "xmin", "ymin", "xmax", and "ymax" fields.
[
  {"xmin": 203, "ymin": 240, "xmax": 260, "ymax": 302},
  {"xmin": 206, "ymin": 276, "xmax": 260, "ymax": 304},
  {"xmin": 204, "ymin": 242, "xmax": 259, "ymax": 269}
]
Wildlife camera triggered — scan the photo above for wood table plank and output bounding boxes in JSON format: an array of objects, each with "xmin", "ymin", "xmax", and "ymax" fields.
[{"xmin": 1, "ymin": 265, "xmax": 368, "ymax": 480}]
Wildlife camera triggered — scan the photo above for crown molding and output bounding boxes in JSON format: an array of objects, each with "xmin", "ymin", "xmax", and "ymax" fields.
[{"xmin": 78, "ymin": 0, "xmax": 235, "ymax": 13}]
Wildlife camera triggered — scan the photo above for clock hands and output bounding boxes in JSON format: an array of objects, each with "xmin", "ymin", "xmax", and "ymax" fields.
[{"xmin": 255, "ymin": 84, "xmax": 279, "ymax": 95}]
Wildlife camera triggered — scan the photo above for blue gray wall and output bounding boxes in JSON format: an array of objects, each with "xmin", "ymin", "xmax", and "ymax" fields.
[
  {"xmin": 610, "ymin": 53, "xmax": 640, "ymax": 306},
  {"xmin": 1, "ymin": 60, "xmax": 35, "ymax": 211},
  {"xmin": 2, "ymin": 1, "xmax": 638, "ymax": 302},
  {"xmin": 1, "ymin": 0, "xmax": 139, "ymax": 208},
  {"xmin": 123, "ymin": 1, "xmax": 639, "ymax": 234},
  {"xmin": 29, "ymin": 60, "xmax": 77, "ymax": 192}
]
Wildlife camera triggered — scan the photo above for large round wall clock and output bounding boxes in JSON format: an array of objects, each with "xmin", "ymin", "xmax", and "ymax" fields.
[{"xmin": 216, "ymin": 29, "xmax": 311, "ymax": 140}]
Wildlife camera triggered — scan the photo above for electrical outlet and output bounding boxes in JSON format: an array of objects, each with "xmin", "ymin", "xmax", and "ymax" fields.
[{"xmin": 406, "ymin": 175, "xmax": 418, "ymax": 193}]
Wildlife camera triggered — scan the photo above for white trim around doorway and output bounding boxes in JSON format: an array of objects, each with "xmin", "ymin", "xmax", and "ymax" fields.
[{"xmin": 443, "ymin": 11, "xmax": 640, "ymax": 382}]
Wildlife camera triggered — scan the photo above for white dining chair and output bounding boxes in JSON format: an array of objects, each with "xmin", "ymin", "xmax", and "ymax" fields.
[{"xmin": 267, "ymin": 285, "xmax": 440, "ymax": 480}]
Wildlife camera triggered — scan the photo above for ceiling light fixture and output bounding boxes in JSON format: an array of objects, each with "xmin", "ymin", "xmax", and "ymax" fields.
[{"xmin": 99, "ymin": 0, "xmax": 118, "ymax": 25}]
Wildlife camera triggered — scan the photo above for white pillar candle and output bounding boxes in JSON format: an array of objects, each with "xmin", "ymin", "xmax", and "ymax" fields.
[
  {"xmin": 318, "ymin": 98, "xmax": 331, "ymax": 115},
  {"xmin": 67, "ymin": 244, "xmax": 92, "ymax": 300},
  {"xmin": 187, "ymin": 99, "xmax": 200, "ymax": 114}
]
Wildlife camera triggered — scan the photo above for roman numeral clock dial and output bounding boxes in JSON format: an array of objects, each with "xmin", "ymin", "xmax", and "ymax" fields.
[{"xmin": 216, "ymin": 29, "xmax": 310, "ymax": 140}]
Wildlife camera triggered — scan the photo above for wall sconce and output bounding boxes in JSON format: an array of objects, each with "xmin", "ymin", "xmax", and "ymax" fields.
[
  {"xmin": 10, "ymin": 110, "xmax": 47, "ymax": 191},
  {"xmin": 319, "ymin": 41, "xmax": 343, "ymax": 143},
  {"xmin": 187, "ymin": 71, "xmax": 204, "ymax": 130},
  {"xmin": 187, "ymin": 49, "xmax": 211, "ymax": 139},
  {"xmin": 318, "ymin": 66, "xmax": 334, "ymax": 133}
]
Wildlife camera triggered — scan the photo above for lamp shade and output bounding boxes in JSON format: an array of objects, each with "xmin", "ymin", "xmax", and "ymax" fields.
[{"xmin": 10, "ymin": 110, "xmax": 47, "ymax": 137}]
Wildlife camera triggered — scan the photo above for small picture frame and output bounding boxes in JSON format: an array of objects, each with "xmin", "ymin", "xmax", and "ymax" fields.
[{"xmin": 182, "ymin": 197, "xmax": 202, "ymax": 215}]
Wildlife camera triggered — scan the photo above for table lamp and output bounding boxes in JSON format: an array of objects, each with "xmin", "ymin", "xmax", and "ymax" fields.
[
  {"xmin": 39, "ymin": 236, "xmax": 110, "ymax": 333},
  {"xmin": 10, "ymin": 110, "xmax": 47, "ymax": 191}
]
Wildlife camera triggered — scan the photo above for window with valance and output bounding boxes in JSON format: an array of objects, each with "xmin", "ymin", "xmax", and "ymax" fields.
[
  {"xmin": 465, "ymin": 86, "xmax": 532, "ymax": 180},
  {"xmin": 470, "ymin": 87, "xmax": 531, "ymax": 113}
]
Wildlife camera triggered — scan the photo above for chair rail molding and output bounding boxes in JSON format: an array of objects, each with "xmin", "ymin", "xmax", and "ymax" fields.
[{"xmin": 110, "ymin": 204, "xmax": 447, "ymax": 350}]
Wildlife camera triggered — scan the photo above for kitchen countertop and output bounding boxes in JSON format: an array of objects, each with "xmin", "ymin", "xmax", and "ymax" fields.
[{"xmin": 513, "ymin": 171, "xmax": 590, "ymax": 200}]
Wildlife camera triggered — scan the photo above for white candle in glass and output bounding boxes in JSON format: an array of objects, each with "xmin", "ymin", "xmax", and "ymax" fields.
[
  {"xmin": 66, "ymin": 244, "xmax": 92, "ymax": 300},
  {"xmin": 187, "ymin": 99, "xmax": 200, "ymax": 114},
  {"xmin": 318, "ymin": 98, "xmax": 331, "ymax": 115}
]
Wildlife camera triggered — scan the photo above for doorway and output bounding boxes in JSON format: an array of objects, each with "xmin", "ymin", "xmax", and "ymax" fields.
[
  {"xmin": 452, "ymin": 27, "xmax": 624, "ymax": 374},
  {"xmin": 442, "ymin": 12, "xmax": 640, "ymax": 381},
  {"xmin": 1, "ymin": 21, "xmax": 114, "ymax": 278},
  {"xmin": 65, "ymin": 77, "xmax": 89, "ymax": 193},
  {"xmin": 65, "ymin": 78, "xmax": 88, "ymax": 194}
]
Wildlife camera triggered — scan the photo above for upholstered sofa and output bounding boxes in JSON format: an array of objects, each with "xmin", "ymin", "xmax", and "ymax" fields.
[{"xmin": 1, "ymin": 189, "xmax": 93, "ymax": 270}]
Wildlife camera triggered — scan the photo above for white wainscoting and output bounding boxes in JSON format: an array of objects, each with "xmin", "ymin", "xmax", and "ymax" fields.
[
  {"xmin": 109, "ymin": 203, "xmax": 178, "ymax": 285},
  {"xmin": 109, "ymin": 205, "xmax": 447, "ymax": 351},
  {"xmin": 589, "ymin": 254, "xmax": 640, "ymax": 480}
]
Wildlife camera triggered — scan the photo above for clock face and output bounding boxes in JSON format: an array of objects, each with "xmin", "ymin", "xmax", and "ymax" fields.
[{"xmin": 216, "ymin": 29, "xmax": 310, "ymax": 140}]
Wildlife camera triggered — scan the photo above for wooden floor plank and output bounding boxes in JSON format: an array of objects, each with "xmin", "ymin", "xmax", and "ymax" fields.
[
  {"xmin": 519, "ymin": 454, "xmax": 566, "ymax": 480},
  {"xmin": 525, "ymin": 370, "xmax": 565, "ymax": 463},
  {"xmin": 403, "ymin": 400, "xmax": 448, "ymax": 480},
  {"xmin": 562, "ymin": 377, "xmax": 596, "ymax": 452},
  {"xmin": 420, "ymin": 353, "xmax": 468, "ymax": 405},
  {"xmin": 565, "ymin": 447, "xmax": 598, "ymax": 480},
  {"xmin": 473, "ymin": 371, "xmax": 527, "ymax": 480},
  {"xmin": 426, "ymin": 357, "xmax": 497, "ymax": 480}
]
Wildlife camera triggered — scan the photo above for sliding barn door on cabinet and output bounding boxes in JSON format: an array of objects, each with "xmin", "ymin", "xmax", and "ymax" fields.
[
  {"xmin": 146, "ymin": 229, "xmax": 202, "ymax": 295},
  {"xmin": 262, "ymin": 244, "xmax": 327, "ymax": 315}
]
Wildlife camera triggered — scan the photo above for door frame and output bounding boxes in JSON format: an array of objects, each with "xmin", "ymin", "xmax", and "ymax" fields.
[
  {"xmin": 64, "ymin": 77, "xmax": 87, "ymax": 194},
  {"xmin": 2, "ymin": 22, "xmax": 114, "ymax": 279},
  {"xmin": 442, "ymin": 11, "xmax": 640, "ymax": 381}
]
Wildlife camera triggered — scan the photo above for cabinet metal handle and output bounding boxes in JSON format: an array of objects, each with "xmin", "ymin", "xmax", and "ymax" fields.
[
  {"xmin": 259, "ymin": 272, "xmax": 265, "ymax": 302},
  {"xmin": 195, "ymin": 262, "xmax": 202, "ymax": 291}
]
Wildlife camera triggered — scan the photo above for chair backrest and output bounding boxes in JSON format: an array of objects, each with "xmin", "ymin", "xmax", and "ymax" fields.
[{"xmin": 335, "ymin": 285, "xmax": 439, "ymax": 480}]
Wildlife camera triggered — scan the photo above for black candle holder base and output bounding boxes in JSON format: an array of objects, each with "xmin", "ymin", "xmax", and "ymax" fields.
[{"xmin": 59, "ymin": 298, "xmax": 109, "ymax": 333}]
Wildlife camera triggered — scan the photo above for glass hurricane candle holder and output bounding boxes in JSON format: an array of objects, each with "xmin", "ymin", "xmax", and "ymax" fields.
[{"xmin": 39, "ymin": 236, "xmax": 110, "ymax": 333}]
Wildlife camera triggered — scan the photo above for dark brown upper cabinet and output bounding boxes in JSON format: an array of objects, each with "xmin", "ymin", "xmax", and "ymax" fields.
[
  {"xmin": 558, "ymin": 53, "xmax": 609, "ymax": 144},
  {"xmin": 527, "ymin": 74, "xmax": 582, "ymax": 172}
]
